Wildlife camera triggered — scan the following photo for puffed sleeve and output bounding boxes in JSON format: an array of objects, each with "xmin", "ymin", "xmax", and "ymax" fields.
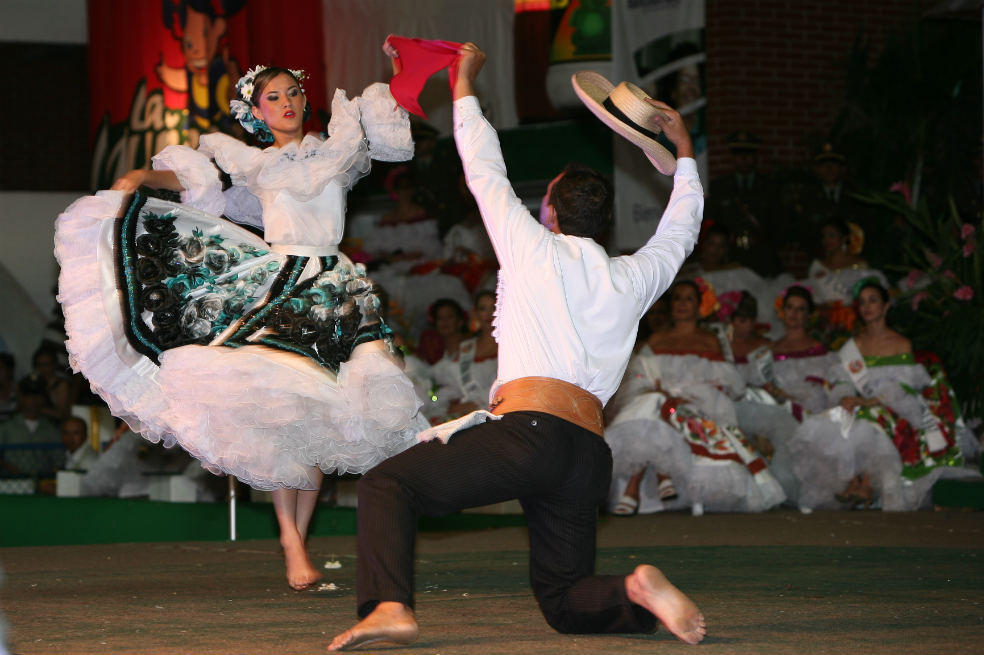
[
  {"xmin": 198, "ymin": 133, "xmax": 265, "ymax": 187},
  {"xmin": 356, "ymin": 83, "xmax": 414, "ymax": 162},
  {"xmin": 151, "ymin": 145, "xmax": 225, "ymax": 216}
]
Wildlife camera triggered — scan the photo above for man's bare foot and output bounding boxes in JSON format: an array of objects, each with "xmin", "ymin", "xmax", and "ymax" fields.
[
  {"xmin": 282, "ymin": 537, "xmax": 321, "ymax": 590},
  {"xmin": 626, "ymin": 564, "xmax": 706, "ymax": 644},
  {"xmin": 328, "ymin": 601, "xmax": 418, "ymax": 651}
]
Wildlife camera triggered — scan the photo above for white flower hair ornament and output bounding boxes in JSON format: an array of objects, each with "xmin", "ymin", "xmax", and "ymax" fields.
[{"xmin": 230, "ymin": 65, "xmax": 308, "ymax": 143}]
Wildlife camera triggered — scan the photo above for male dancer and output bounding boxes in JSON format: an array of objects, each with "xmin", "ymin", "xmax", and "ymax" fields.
[{"xmin": 329, "ymin": 42, "xmax": 706, "ymax": 650}]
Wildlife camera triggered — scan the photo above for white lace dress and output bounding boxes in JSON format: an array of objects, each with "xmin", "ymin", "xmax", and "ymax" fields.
[
  {"xmin": 789, "ymin": 351, "xmax": 980, "ymax": 511},
  {"xmin": 605, "ymin": 346, "xmax": 786, "ymax": 514},
  {"xmin": 805, "ymin": 259, "xmax": 889, "ymax": 305},
  {"xmin": 55, "ymin": 83, "xmax": 428, "ymax": 491},
  {"xmin": 429, "ymin": 338, "xmax": 498, "ymax": 422},
  {"xmin": 733, "ymin": 345, "xmax": 840, "ymax": 504}
]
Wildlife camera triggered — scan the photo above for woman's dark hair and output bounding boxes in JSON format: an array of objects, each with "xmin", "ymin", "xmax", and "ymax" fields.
[
  {"xmin": 671, "ymin": 279, "xmax": 701, "ymax": 298},
  {"xmin": 548, "ymin": 164, "xmax": 614, "ymax": 238},
  {"xmin": 473, "ymin": 289, "xmax": 496, "ymax": 307},
  {"xmin": 250, "ymin": 67, "xmax": 312, "ymax": 123},
  {"xmin": 783, "ymin": 285, "xmax": 815, "ymax": 313},
  {"xmin": 820, "ymin": 216, "xmax": 850, "ymax": 239},
  {"xmin": 733, "ymin": 291, "xmax": 758, "ymax": 320},
  {"xmin": 855, "ymin": 280, "xmax": 890, "ymax": 304},
  {"xmin": 0, "ymin": 352, "xmax": 14, "ymax": 378},
  {"xmin": 428, "ymin": 298, "xmax": 466, "ymax": 326}
]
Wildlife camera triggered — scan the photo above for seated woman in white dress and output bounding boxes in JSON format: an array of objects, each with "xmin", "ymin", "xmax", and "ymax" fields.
[
  {"xmin": 429, "ymin": 290, "xmax": 498, "ymax": 423},
  {"xmin": 605, "ymin": 279, "xmax": 785, "ymax": 516},
  {"xmin": 362, "ymin": 165, "xmax": 443, "ymax": 266},
  {"xmin": 732, "ymin": 285, "xmax": 839, "ymax": 506},
  {"xmin": 788, "ymin": 280, "xmax": 980, "ymax": 511},
  {"xmin": 806, "ymin": 217, "xmax": 888, "ymax": 306},
  {"xmin": 366, "ymin": 167, "xmax": 473, "ymax": 343}
]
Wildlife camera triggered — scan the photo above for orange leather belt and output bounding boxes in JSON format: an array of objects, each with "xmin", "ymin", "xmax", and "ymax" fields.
[{"xmin": 488, "ymin": 376, "xmax": 604, "ymax": 437}]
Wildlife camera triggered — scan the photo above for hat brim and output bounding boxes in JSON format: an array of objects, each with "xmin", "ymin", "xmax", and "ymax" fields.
[{"xmin": 571, "ymin": 70, "xmax": 677, "ymax": 176}]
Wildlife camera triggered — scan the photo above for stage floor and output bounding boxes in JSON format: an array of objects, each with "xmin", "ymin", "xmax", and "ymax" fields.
[{"xmin": 2, "ymin": 509, "xmax": 982, "ymax": 654}]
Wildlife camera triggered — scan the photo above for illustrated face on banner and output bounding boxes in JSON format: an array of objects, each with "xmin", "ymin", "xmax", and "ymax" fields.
[{"xmin": 161, "ymin": 0, "xmax": 246, "ymax": 140}]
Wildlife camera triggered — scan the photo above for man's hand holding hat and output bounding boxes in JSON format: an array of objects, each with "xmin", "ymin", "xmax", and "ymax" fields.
[{"xmin": 647, "ymin": 98, "xmax": 693, "ymax": 160}]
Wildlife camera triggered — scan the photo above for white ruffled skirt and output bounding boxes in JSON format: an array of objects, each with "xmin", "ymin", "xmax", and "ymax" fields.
[
  {"xmin": 55, "ymin": 191, "xmax": 423, "ymax": 490},
  {"xmin": 606, "ymin": 390, "xmax": 786, "ymax": 513}
]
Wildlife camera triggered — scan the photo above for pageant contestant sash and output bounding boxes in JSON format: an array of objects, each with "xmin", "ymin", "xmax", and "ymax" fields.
[
  {"xmin": 747, "ymin": 345, "xmax": 777, "ymax": 386},
  {"xmin": 838, "ymin": 338, "xmax": 873, "ymax": 396}
]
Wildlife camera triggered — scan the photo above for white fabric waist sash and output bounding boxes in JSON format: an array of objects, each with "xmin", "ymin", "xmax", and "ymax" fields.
[{"xmin": 271, "ymin": 243, "xmax": 341, "ymax": 257}]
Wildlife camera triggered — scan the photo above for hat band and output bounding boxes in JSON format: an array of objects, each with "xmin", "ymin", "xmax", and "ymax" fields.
[{"xmin": 602, "ymin": 98, "xmax": 661, "ymax": 142}]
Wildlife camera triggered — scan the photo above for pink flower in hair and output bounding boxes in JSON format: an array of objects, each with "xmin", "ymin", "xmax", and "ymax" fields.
[
  {"xmin": 960, "ymin": 223, "xmax": 976, "ymax": 240},
  {"xmin": 910, "ymin": 291, "xmax": 928, "ymax": 311},
  {"xmin": 953, "ymin": 285, "xmax": 974, "ymax": 301}
]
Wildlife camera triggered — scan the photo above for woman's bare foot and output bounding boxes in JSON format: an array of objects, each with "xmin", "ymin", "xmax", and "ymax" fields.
[
  {"xmin": 626, "ymin": 564, "xmax": 706, "ymax": 644},
  {"xmin": 282, "ymin": 535, "xmax": 321, "ymax": 590},
  {"xmin": 327, "ymin": 602, "xmax": 418, "ymax": 651}
]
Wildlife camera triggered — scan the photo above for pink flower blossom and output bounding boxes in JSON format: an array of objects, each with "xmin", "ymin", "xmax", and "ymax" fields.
[
  {"xmin": 904, "ymin": 269, "xmax": 925, "ymax": 289},
  {"xmin": 924, "ymin": 249, "xmax": 943, "ymax": 269},
  {"xmin": 943, "ymin": 269, "xmax": 956, "ymax": 280},
  {"xmin": 911, "ymin": 291, "xmax": 929, "ymax": 311},
  {"xmin": 964, "ymin": 241, "xmax": 976, "ymax": 257},
  {"xmin": 961, "ymin": 223, "xmax": 976, "ymax": 240},
  {"xmin": 889, "ymin": 181, "xmax": 912, "ymax": 204},
  {"xmin": 953, "ymin": 285, "xmax": 974, "ymax": 301}
]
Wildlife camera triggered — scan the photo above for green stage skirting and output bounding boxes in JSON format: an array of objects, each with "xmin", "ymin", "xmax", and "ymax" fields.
[{"xmin": 0, "ymin": 495, "xmax": 527, "ymax": 548}]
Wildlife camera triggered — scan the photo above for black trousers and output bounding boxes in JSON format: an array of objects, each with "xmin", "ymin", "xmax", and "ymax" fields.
[{"xmin": 355, "ymin": 411, "xmax": 657, "ymax": 634}]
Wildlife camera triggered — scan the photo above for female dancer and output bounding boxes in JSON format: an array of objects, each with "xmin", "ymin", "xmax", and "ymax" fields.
[
  {"xmin": 55, "ymin": 45, "xmax": 425, "ymax": 589},
  {"xmin": 789, "ymin": 280, "xmax": 979, "ymax": 511},
  {"xmin": 605, "ymin": 280, "xmax": 785, "ymax": 515}
]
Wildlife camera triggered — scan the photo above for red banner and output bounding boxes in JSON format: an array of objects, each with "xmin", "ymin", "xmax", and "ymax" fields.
[{"xmin": 88, "ymin": 0, "xmax": 325, "ymax": 190}]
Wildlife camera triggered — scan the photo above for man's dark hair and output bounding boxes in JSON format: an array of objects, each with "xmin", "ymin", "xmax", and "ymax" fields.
[{"xmin": 548, "ymin": 164, "xmax": 614, "ymax": 239}]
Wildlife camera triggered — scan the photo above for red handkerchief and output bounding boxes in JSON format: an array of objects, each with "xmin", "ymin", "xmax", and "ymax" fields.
[{"xmin": 386, "ymin": 35, "xmax": 462, "ymax": 118}]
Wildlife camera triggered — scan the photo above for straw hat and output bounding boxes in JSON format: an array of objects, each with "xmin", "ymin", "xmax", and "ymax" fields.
[{"xmin": 571, "ymin": 70, "xmax": 677, "ymax": 175}]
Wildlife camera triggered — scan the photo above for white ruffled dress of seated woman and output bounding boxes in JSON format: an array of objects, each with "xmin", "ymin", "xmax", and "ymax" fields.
[
  {"xmin": 728, "ymin": 286, "xmax": 840, "ymax": 506},
  {"xmin": 788, "ymin": 281, "xmax": 981, "ymax": 512},
  {"xmin": 605, "ymin": 280, "xmax": 786, "ymax": 516},
  {"xmin": 805, "ymin": 218, "xmax": 888, "ymax": 305}
]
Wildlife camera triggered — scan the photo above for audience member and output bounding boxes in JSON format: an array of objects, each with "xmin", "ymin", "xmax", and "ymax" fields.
[
  {"xmin": 804, "ymin": 217, "xmax": 888, "ymax": 306},
  {"xmin": 61, "ymin": 415, "xmax": 99, "ymax": 472},
  {"xmin": 604, "ymin": 280, "xmax": 785, "ymax": 516},
  {"xmin": 0, "ymin": 353, "xmax": 15, "ymax": 421},
  {"xmin": 788, "ymin": 280, "xmax": 981, "ymax": 512},
  {"xmin": 0, "ymin": 376, "xmax": 61, "ymax": 477},
  {"xmin": 707, "ymin": 132, "xmax": 780, "ymax": 274},
  {"xmin": 414, "ymin": 298, "xmax": 468, "ymax": 365},
  {"xmin": 31, "ymin": 345, "xmax": 74, "ymax": 423},
  {"xmin": 430, "ymin": 289, "xmax": 498, "ymax": 421}
]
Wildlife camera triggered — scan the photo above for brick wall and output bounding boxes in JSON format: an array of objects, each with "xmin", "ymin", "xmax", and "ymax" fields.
[{"xmin": 705, "ymin": 0, "xmax": 938, "ymax": 178}]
